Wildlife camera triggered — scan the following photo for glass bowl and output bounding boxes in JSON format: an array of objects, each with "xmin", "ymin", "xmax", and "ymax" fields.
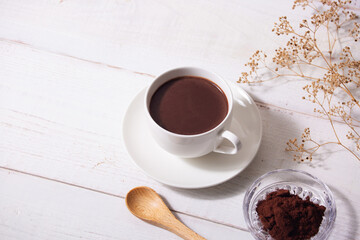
[{"xmin": 243, "ymin": 169, "xmax": 336, "ymax": 240}]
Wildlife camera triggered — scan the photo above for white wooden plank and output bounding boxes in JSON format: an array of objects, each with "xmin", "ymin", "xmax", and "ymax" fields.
[
  {"xmin": 0, "ymin": 40, "xmax": 359, "ymax": 239},
  {"xmin": 0, "ymin": 168, "xmax": 252, "ymax": 240},
  {"xmin": 1, "ymin": 0, "xmax": 358, "ymax": 117}
]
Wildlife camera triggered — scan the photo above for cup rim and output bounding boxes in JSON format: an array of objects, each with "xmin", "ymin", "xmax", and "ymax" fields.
[{"xmin": 144, "ymin": 66, "xmax": 233, "ymax": 138}]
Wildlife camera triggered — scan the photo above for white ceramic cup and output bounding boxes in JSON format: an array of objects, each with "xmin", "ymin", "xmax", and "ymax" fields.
[{"xmin": 144, "ymin": 67, "xmax": 241, "ymax": 158}]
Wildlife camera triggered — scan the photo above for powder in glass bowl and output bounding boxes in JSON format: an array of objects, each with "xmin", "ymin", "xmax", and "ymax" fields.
[{"xmin": 256, "ymin": 189, "xmax": 326, "ymax": 240}]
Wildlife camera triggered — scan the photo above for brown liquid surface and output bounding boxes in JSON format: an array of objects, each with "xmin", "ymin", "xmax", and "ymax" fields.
[{"xmin": 150, "ymin": 76, "xmax": 228, "ymax": 135}]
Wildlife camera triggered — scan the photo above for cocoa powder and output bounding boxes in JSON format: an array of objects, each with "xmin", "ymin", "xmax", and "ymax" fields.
[{"xmin": 256, "ymin": 189, "xmax": 326, "ymax": 240}]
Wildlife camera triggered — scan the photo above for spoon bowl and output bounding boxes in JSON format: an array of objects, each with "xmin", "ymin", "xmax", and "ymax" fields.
[
  {"xmin": 126, "ymin": 186, "xmax": 171, "ymax": 221},
  {"xmin": 126, "ymin": 186, "xmax": 206, "ymax": 240}
]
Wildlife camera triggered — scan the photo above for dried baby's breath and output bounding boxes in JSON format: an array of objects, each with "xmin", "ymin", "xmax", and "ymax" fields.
[{"xmin": 239, "ymin": 0, "xmax": 360, "ymax": 162}]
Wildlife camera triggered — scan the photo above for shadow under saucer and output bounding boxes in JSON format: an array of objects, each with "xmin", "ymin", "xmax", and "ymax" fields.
[{"xmin": 122, "ymin": 84, "xmax": 262, "ymax": 189}]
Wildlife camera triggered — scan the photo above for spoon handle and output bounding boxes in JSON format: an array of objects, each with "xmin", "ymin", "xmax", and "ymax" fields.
[{"xmin": 159, "ymin": 214, "xmax": 207, "ymax": 240}]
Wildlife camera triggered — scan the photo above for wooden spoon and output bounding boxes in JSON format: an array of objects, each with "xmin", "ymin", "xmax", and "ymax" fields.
[{"xmin": 125, "ymin": 186, "xmax": 206, "ymax": 240}]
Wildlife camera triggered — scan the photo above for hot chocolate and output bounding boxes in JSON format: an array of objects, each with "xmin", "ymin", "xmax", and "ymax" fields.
[{"xmin": 149, "ymin": 76, "xmax": 228, "ymax": 135}]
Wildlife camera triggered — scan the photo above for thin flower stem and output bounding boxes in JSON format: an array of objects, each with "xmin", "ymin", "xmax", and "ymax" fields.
[
  {"xmin": 339, "ymin": 142, "xmax": 360, "ymax": 161},
  {"xmin": 307, "ymin": 141, "xmax": 340, "ymax": 151},
  {"xmin": 348, "ymin": 51, "xmax": 356, "ymax": 61},
  {"xmin": 296, "ymin": 61, "xmax": 305, "ymax": 76},
  {"xmin": 331, "ymin": 36, "xmax": 337, "ymax": 51},
  {"xmin": 341, "ymin": 115, "xmax": 360, "ymax": 138},
  {"xmin": 240, "ymin": 0, "xmax": 360, "ymax": 162},
  {"xmin": 287, "ymin": 66, "xmax": 302, "ymax": 76},
  {"xmin": 297, "ymin": 60, "xmax": 329, "ymax": 70},
  {"xmin": 263, "ymin": 64, "xmax": 279, "ymax": 76},
  {"xmin": 315, "ymin": 95, "xmax": 341, "ymax": 143},
  {"xmin": 313, "ymin": 36, "xmax": 332, "ymax": 69},
  {"xmin": 308, "ymin": 141, "xmax": 360, "ymax": 161},
  {"xmin": 340, "ymin": 83, "xmax": 360, "ymax": 108},
  {"xmin": 327, "ymin": 21, "xmax": 332, "ymax": 64}
]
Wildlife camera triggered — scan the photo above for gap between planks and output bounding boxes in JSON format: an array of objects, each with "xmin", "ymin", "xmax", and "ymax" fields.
[
  {"xmin": 0, "ymin": 166, "xmax": 249, "ymax": 233},
  {"xmin": 0, "ymin": 36, "xmax": 353, "ymax": 235},
  {"xmin": 0, "ymin": 37, "xmax": 355, "ymax": 127}
]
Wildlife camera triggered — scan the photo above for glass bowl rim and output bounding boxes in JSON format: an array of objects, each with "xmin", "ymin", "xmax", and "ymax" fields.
[{"xmin": 243, "ymin": 168, "xmax": 336, "ymax": 240}]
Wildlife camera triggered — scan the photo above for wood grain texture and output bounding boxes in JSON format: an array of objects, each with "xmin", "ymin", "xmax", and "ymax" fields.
[
  {"xmin": 0, "ymin": 0, "xmax": 359, "ymax": 239},
  {"xmin": 0, "ymin": 39, "xmax": 359, "ymax": 239},
  {"xmin": 0, "ymin": 0, "xmax": 358, "ymax": 117},
  {"xmin": 0, "ymin": 168, "xmax": 252, "ymax": 240}
]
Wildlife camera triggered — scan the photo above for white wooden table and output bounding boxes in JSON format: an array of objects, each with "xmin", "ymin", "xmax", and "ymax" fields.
[{"xmin": 0, "ymin": 0, "xmax": 359, "ymax": 239}]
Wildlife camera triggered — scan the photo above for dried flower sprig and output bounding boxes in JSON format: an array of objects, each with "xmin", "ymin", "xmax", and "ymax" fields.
[{"xmin": 238, "ymin": 0, "xmax": 360, "ymax": 162}]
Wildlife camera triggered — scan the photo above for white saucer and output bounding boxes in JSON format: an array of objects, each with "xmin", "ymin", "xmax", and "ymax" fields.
[{"xmin": 122, "ymin": 84, "xmax": 262, "ymax": 189}]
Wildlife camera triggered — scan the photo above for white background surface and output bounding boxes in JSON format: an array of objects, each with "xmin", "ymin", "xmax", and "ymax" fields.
[{"xmin": 0, "ymin": 0, "xmax": 359, "ymax": 239}]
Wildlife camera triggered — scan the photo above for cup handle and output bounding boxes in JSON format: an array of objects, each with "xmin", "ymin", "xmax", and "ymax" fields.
[{"xmin": 213, "ymin": 130, "xmax": 241, "ymax": 155}]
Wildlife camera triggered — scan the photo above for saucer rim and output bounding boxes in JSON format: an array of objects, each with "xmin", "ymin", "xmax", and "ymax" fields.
[{"xmin": 122, "ymin": 84, "xmax": 262, "ymax": 189}]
